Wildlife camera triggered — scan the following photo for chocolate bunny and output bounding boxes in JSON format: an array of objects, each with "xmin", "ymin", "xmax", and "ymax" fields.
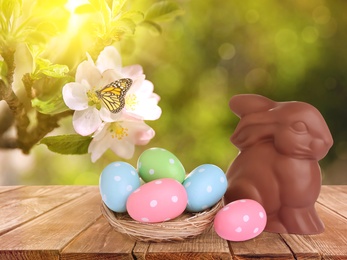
[{"xmin": 224, "ymin": 94, "xmax": 333, "ymax": 234}]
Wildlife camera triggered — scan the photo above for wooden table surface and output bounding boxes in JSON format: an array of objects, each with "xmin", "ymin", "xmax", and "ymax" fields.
[{"xmin": 0, "ymin": 185, "xmax": 346, "ymax": 259}]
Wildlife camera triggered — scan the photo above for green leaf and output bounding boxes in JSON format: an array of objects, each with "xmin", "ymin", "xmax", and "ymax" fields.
[
  {"xmin": 145, "ymin": 1, "xmax": 184, "ymax": 23},
  {"xmin": 111, "ymin": 0, "xmax": 127, "ymax": 17},
  {"xmin": 140, "ymin": 20, "xmax": 162, "ymax": 35},
  {"xmin": 31, "ymin": 94, "xmax": 69, "ymax": 115},
  {"xmin": 121, "ymin": 10, "xmax": 144, "ymax": 24},
  {"xmin": 111, "ymin": 18, "xmax": 136, "ymax": 37},
  {"xmin": 40, "ymin": 135, "xmax": 93, "ymax": 155},
  {"xmin": 1, "ymin": 0, "xmax": 22, "ymax": 21},
  {"xmin": 32, "ymin": 58, "xmax": 69, "ymax": 79}
]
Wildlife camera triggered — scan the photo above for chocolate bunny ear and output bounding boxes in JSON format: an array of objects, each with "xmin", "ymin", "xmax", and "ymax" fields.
[{"xmin": 229, "ymin": 94, "xmax": 276, "ymax": 118}]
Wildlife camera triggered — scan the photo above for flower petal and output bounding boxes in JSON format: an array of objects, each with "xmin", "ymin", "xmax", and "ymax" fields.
[
  {"xmin": 124, "ymin": 120, "xmax": 155, "ymax": 145},
  {"xmin": 99, "ymin": 69, "xmax": 123, "ymax": 87},
  {"xmin": 96, "ymin": 46, "xmax": 122, "ymax": 73},
  {"xmin": 62, "ymin": 82, "xmax": 89, "ymax": 110},
  {"xmin": 125, "ymin": 93, "xmax": 161, "ymax": 120},
  {"xmin": 122, "ymin": 65, "xmax": 143, "ymax": 78},
  {"xmin": 72, "ymin": 107, "xmax": 102, "ymax": 136},
  {"xmin": 110, "ymin": 140, "xmax": 135, "ymax": 159},
  {"xmin": 99, "ymin": 107, "xmax": 122, "ymax": 122},
  {"xmin": 89, "ymin": 130, "xmax": 111, "ymax": 162},
  {"xmin": 75, "ymin": 60, "xmax": 102, "ymax": 87}
]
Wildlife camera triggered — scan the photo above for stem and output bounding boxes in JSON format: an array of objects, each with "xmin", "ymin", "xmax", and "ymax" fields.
[
  {"xmin": 0, "ymin": 48, "xmax": 31, "ymax": 144},
  {"xmin": 0, "ymin": 48, "xmax": 74, "ymax": 153},
  {"xmin": 19, "ymin": 110, "xmax": 73, "ymax": 154}
]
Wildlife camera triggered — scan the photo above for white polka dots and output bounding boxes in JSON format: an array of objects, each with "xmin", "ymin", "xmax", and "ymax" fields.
[
  {"xmin": 126, "ymin": 185, "xmax": 133, "ymax": 192},
  {"xmin": 206, "ymin": 185, "xmax": 213, "ymax": 193},
  {"xmin": 114, "ymin": 163, "xmax": 121, "ymax": 167},
  {"xmin": 126, "ymin": 178, "xmax": 187, "ymax": 223},
  {"xmin": 184, "ymin": 181, "xmax": 191, "ymax": 188},
  {"xmin": 220, "ymin": 177, "xmax": 225, "ymax": 183},
  {"xmin": 150, "ymin": 200, "xmax": 158, "ymax": 207},
  {"xmin": 169, "ymin": 158, "xmax": 175, "ymax": 164},
  {"xmin": 235, "ymin": 227, "xmax": 242, "ymax": 233},
  {"xmin": 149, "ymin": 169, "xmax": 155, "ymax": 175},
  {"xmin": 243, "ymin": 215, "xmax": 250, "ymax": 222},
  {"xmin": 131, "ymin": 171, "xmax": 136, "ymax": 175},
  {"xmin": 114, "ymin": 176, "xmax": 121, "ymax": 181},
  {"xmin": 214, "ymin": 199, "xmax": 267, "ymax": 242},
  {"xmin": 198, "ymin": 168, "xmax": 205, "ymax": 173}
]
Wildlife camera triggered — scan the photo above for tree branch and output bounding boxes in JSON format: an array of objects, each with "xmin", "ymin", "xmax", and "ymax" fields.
[{"xmin": 1, "ymin": 48, "xmax": 74, "ymax": 154}]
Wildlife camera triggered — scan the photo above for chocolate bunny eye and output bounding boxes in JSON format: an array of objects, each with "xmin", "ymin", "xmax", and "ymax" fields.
[{"xmin": 291, "ymin": 121, "xmax": 308, "ymax": 133}]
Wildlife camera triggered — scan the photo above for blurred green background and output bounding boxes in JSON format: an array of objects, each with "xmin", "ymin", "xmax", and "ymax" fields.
[{"xmin": 1, "ymin": 0, "xmax": 346, "ymax": 185}]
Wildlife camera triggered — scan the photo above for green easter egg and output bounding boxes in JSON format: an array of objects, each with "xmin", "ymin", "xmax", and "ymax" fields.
[{"xmin": 138, "ymin": 148, "xmax": 186, "ymax": 183}]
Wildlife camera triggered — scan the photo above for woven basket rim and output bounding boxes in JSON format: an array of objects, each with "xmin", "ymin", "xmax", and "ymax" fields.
[{"xmin": 101, "ymin": 200, "xmax": 224, "ymax": 242}]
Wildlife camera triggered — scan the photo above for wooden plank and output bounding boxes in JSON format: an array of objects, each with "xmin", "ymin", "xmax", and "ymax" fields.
[
  {"xmin": 133, "ymin": 228, "xmax": 232, "ymax": 260},
  {"xmin": 61, "ymin": 216, "xmax": 136, "ymax": 260},
  {"xmin": 0, "ymin": 186, "xmax": 92, "ymax": 235},
  {"xmin": 281, "ymin": 204, "xmax": 347, "ymax": 260},
  {"xmin": 279, "ymin": 234, "xmax": 320, "ymax": 260},
  {"xmin": 0, "ymin": 186, "xmax": 22, "ymax": 194},
  {"xmin": 228, "ymin": 231, "xmax": 294, "ymax": 259},
  {"xmin": 0, "ymin": 186, "xmax": 101, "ymax": 260},
  {"xmin": 318, "ymin": 185, "xmax": 347, "ymax": 218}
]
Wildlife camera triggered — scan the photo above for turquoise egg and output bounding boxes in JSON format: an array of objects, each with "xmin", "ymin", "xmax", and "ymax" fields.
[
  {"xmin": 183, "ymin": 164, "xmax": 227, "ymax": 212},
  {"xmin": 137, "ymin": 148, "xmax": 185, "ymax": 183},
  {"xmin": 99, "ymin": 161, "xmax": 140, "ymax": 213}
]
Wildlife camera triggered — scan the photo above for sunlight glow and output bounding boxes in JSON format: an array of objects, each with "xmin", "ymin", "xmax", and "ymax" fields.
[{"xmin": 65, "ymin": 0, "xmax": 89, "ymax": 33}]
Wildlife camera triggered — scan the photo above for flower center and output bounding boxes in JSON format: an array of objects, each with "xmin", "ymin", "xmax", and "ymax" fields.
[
  {"xmin": 108, "ymin": 122, "xmax": 128, "ymax": 140},
  {"xmin": 87, "ymin": 89, "xmax": 101, "ymax": 109},
  {"xmin": 125, "ymin": 94, "xmax": 138, "ymax": 111}
]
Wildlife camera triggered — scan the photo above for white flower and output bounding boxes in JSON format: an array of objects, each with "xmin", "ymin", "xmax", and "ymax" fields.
[
  {"xmin": 88, "ymin": 119, "xmax": 155, "ymax": 162},
  {"xmin": 62, "ymin": 46, "xmax": 161, "ymax": 136}
]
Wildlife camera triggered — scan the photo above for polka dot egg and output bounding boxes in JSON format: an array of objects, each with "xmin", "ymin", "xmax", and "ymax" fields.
[
  {"xmin": 214, "ymin": 199, "xmax": 267, "ymax": 241},
  {"xmin": 137, "ymin": 148, "xmax": 185, "ymax": 183},
  {"xmin": 183, "ymin": 164, "xmax": 227, "ymax": 212},
  {"xmin": 99, "ymin": 162, "xmax": 140, "ymax": 213},
  {"xmin": 126, "ymin": 178, "xmax": 188, "ymax": 223}
]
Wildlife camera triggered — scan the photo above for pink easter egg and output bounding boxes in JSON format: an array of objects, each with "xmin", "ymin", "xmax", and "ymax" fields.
[
  {"xmin": 214, "ymin": 199, "xmax": 267, "ymax": 241},
  {"xmin": 126, "ymin": 178, "xmax": 188, "ymax": 223}
]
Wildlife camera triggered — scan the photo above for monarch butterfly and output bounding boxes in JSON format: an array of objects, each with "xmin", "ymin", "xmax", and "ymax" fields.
[{"xmin": 95, "ymin": 78, "xmax": 133, "ymax": 113}]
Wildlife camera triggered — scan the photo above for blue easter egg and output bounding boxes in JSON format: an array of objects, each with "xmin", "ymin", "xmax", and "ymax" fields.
[
  {"xmin": 183, "ymin": 164, "xmax": 227, "ymax": 212},
  {"xmin": 99, "ymin": 161, "xmax": 140, "ymax": 213}
]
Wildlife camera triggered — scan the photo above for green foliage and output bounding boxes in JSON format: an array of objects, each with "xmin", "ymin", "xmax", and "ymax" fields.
[
  {"xmin": 31, "ymin": 58, "xmax": 69, "ymax": 80},
  {"xmin": 141, "ymin": 1, "xmax": 184, "ymax": 34},
  {"xmin": 0, "ymin": 0, "xmax": 70, "ymax": 47},
  {"xmin": 39, "ymin": 135, "xmax": 92, "ymax": 155}
]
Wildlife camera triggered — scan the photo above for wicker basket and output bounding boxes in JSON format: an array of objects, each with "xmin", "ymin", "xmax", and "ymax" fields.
[{"xmin": 101, "ymin": 200, "xmax": 224, "ymax": 242}]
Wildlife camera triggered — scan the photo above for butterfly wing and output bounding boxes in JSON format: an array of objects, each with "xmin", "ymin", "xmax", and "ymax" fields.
[{"xmin": 96, "ymin": 78, "xmax": 132, "ymax": 113}]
